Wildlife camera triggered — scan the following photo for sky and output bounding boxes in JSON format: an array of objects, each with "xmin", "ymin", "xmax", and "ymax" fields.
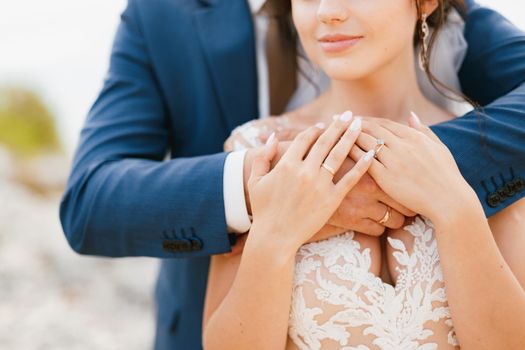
[{"xmin": 1, "ymin": 0, "xmax": 524, "ymax": 154}]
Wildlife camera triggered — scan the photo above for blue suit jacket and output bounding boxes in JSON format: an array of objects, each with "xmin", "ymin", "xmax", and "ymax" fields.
[{"xmin": 60, "ymin": 0, "xmax": 525, "ymax": 348}]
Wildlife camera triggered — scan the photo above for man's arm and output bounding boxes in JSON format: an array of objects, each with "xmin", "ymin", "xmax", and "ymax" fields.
[
  {"xmin": 59, "ymin": 0, "xmax": 232, "ymax": 258},
  {"xmin": 431, "ymin": 0, "xmax": 525, "ymax": 217}
]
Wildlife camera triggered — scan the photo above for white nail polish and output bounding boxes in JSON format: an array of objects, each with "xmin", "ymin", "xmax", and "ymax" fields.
[
  {"xmin": 410, "ymin": 111, "xmax": 422, "ymax": 126},
  {"xmin": 266, "ymin": 132, "xmax": 276, "ymax": 145},
  {"xmin": 315, "ymin": 122, "xmax": 326, "ymax": 129},
  {"xmin": 349, "ymin": 118, "xmax": 362, "ymax": 131},
  {"xmin": 332, "ymin": 114, "xmax": 339, "ymax": 121},
  {"xmin": 364, "ymin": 150, "xmax": 375, "ymax": 161},
  {"xmin": 339, "ymin": 110, "xmax": 353, "ymax": 122}
]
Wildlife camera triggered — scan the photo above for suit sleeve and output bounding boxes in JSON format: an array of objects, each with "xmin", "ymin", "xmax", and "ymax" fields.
[
  {"xmin": 59, "ymin": 0, "xmax": 232, "ymax": 258},
  {"xmin": 430, "ymin": 1, "xmax": 525, "ymax": 217}
]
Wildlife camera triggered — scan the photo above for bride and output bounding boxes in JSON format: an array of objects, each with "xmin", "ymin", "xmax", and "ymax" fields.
[{"xmin": 202, "ymin": 0, "xmax": 525, "ymax": 349}]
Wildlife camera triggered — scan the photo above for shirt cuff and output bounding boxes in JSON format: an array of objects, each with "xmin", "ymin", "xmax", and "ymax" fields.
[{"xmin": 224, "ymin": 150, "xmax": 252, "ymax": 234}]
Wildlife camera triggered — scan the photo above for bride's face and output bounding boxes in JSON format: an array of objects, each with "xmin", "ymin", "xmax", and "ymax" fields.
[{"xmin": 291, "ymin": 0, "xmax": 423, "ymax": 81}]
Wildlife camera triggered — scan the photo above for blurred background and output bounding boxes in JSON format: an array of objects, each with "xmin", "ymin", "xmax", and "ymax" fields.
[{"xmin": 0, "ymin": 0, "xmax": 523, "ymax": 349}]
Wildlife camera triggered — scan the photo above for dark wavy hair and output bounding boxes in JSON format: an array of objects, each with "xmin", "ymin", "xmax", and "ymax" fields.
[{"xmin": 414, "ymin": 0, "xmax": 468, "ymax": 102}]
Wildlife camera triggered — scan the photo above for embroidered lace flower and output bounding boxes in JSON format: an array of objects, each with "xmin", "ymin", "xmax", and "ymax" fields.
[{"xmin": 288, "ymin": 216, "xmax": 459, "ymax": 350}]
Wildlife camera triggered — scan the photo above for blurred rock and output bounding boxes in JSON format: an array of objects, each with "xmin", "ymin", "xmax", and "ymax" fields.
[
  {"xmin": 0, "ymin": 147, "xmax": 13, "ymax": 179},
  {"xmin": 0, "ymin": 149, "xmax": 158, "ymax": 349},
  {"xmin": 12, "ymin": 152, "xmax": 70, "ymax": 195}
]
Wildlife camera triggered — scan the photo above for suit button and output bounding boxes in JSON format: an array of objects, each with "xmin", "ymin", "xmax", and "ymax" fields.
[
  {"xmin": 516, "ymin": 178, "xmax": 525, "ymax": 191},
  {"xmin": 505, "ymin": 182, "xmax": 517, "ymax": 197},
  {"xmin": 163, "ymin": 239, "xmax": 192, "ymax": 253},
  {"xmin": 189, "ymin": 237, "xmax": 203, "ymax": 251},
  {"xmin": 487, "ymin": 193, "xmax": 501, "ymax": 208},
  {"xmin": 497, "ymin": 187, "xmax": 508, "ymax": 200}
]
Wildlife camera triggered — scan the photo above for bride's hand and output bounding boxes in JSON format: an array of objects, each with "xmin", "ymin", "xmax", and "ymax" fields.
[
  {"xmin": 349, "ymin": 113, "xmax": 477, "ymax": 222},
  {"xmin": 247, "ymin": 114, "xmax": 374, "ymax": 251}
]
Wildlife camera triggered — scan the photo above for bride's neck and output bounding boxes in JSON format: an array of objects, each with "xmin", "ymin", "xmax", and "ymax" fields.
[{"xmin": 314, "ymin": 51, "xmax": 431, "ymax": 123}]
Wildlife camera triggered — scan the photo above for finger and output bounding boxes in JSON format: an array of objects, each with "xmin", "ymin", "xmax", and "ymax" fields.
[
  {"xmin": 305, "ymin": 111, "xmax": 354, "ymax": 167},
  {"xmin": 336, "ymin": 149, "xmax": 374, "ymax": 195},
  {"xmin": 370, "ymin": 203, "xmax": 406, "ymax": 229},
  {"xmin": 327, "ymin": 208, "xmax": 387, "ymax": 237},
  {"xmin": 349, "ymin": 144, "xmax": 416, "ymax": 217},
  {"xmin": 281, "ymin": 124, "xmax": 325, "ymax": 163},
  {"xmin": 355, "ymin": 132, "xmax": 392, "ymax": 165},
  {"xmin": 320, "ymin": 117, "xmax": 362, "ymax": 178},
  {"xmin": 378, "ymin": 192, "xmax": 417, "ymax": 217},
  {"xmin": 354, "ymin": 220, "xmax": 387, "ymax": 237},
  {"xmin": 363, "ymin": 116, "xmax": 413, "ymax": 138},
  {"xmin": 409, "ymin": 111, "xmax": 442, "ymax": 143},
  {"xmin": 249, "ymin": 133, "xmax": 279, "ymax": 182},
  {"xmin": 349, "ymin": 145, "xmax": 385, "ymax": 179},
  {"xmin": 360, "ymin": 119, "xmax": 400, "ymax": 148}
]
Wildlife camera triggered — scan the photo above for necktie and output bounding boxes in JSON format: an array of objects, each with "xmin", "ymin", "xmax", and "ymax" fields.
[{"xmin": 262, "ymin": 0, "xmax": 298, "ymax": 116}]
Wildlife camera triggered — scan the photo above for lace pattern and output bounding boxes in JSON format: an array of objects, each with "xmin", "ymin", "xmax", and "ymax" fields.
[{"xmin": 288, "ymin": 216, "xmax": 459, "ymax": 350}]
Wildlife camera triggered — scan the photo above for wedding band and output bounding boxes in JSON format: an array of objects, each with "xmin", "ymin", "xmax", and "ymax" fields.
[
  {"xmin": 378, "ymin": 205, "xmax": 391, "ymax": 224},
  {"xmin": 321, "ymin": 163, "xmax": 336, "ymax": 176},
  {"xmin": 374, "ymin": 139, "xmax": 385, "ymax": 158}
]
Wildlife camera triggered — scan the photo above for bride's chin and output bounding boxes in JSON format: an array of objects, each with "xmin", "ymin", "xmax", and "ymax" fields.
[
  {"xmin": 324, "ymin": 67, "xmax": 369, "ymax": 83},
  {"xmin": 318, "ymin": 59, "xmax": 371, "ymax": 82}
]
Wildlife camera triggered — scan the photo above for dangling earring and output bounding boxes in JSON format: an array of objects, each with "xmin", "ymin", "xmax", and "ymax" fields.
[{"xmin": 418, "ymin": 13, "xmax": 429, "ymax": 71}]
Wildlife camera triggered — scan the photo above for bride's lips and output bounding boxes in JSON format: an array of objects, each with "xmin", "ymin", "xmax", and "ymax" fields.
[{"xmin": 318, "ymin": 34, "xmax": 363, "ymax": 53}]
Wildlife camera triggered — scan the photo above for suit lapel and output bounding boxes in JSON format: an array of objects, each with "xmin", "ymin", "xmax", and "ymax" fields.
[{"xmin": 194, "ymin": 0, "xmax": 259, "ymax": 132}]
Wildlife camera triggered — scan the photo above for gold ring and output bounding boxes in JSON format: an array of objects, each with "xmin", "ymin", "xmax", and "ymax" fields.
[
  {"xmin": 374, "ymin": 139, "xmax": 385, "ymax": 158},
  {"xmin": 321, "ymin": 163, "xmax": 336, "ymax": 176},
  {"xmin": 378, "ymin": 205, "xmax": 391, "ymax": 224}
]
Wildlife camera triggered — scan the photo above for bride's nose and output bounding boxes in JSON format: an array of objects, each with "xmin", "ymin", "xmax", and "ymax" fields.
[{"xmin": 317, "ymin": 0, "xmax": 350, "ymax": 24}]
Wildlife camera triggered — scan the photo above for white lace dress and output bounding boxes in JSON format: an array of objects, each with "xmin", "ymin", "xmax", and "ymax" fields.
[{"xmin": 287, "ymin": 216, "xmax": 460, "ymax": 350}]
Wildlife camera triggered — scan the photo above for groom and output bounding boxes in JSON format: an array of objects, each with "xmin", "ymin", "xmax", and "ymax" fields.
[{"xmin": 60, "ymin": 0, "xmax": 525, "ymax": 349}]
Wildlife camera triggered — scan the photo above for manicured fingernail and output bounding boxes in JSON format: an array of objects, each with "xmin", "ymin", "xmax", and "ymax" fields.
[
  {"xmin": 266, "ymin": 132, "xmax": 276, "ymax": 145},
  {"xmin": 349, "ymin": 117, "xmax": 362, "ymax": 131},
  {"xmin": 339, "ymin": 110, "xmax": 353, "ymax": 122},
  {"xmin": 364, "ymin": 150, "xmax": 375, "ymax": 161},
  {"xmin": 410, "ymin": 111, "xmax": 421, "ymax": 126},
  {"xmin": 315, "ymin": 122, "xmax": 326, "ymax": 129},
  {"xmin": 332, "ymin": 114, "xmax": 340, "ymax": 121}
]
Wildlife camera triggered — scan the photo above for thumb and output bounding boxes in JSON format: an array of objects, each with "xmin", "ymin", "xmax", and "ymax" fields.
[
  {"xmin": 408, "ymin": 111, "xmax": 441, "ymax": 143},
  {"xmin": 250, "ymin": 132, "xmax": 279, "ymax": 183}
]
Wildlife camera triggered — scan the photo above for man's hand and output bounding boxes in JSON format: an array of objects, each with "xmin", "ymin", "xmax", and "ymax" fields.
[
  {"xmin": 243, "ymin": 141, "xmax": 415, "ymax": 239},
  {"xmin": 328, "ymin": 156, "xmax": 416, "ymax": 235}
]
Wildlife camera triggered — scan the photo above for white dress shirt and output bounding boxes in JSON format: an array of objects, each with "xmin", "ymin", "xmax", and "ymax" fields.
[{"xmin": 223, "ymin": 0, "xmax": 468, "ymax": 234}]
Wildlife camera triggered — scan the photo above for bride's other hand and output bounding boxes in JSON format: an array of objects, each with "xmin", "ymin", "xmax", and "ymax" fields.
[
  {"xmin": 247, "ymin": 113, "xmax": 374, "ymax": 251},
  {"xmin": 350, "ymin": 114, "xmax": 477, "ymax": 222}
]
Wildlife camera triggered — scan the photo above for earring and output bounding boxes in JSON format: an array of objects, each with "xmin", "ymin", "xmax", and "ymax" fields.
[{"xmin": 418, "ymin": 13, "xmax": 429, "ymax": 71}]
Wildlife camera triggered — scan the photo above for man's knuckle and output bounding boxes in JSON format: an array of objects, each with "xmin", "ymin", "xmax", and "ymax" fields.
[{"xmin": 361, "ymin": 177, "xmax": 377, "ymax": 193}]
